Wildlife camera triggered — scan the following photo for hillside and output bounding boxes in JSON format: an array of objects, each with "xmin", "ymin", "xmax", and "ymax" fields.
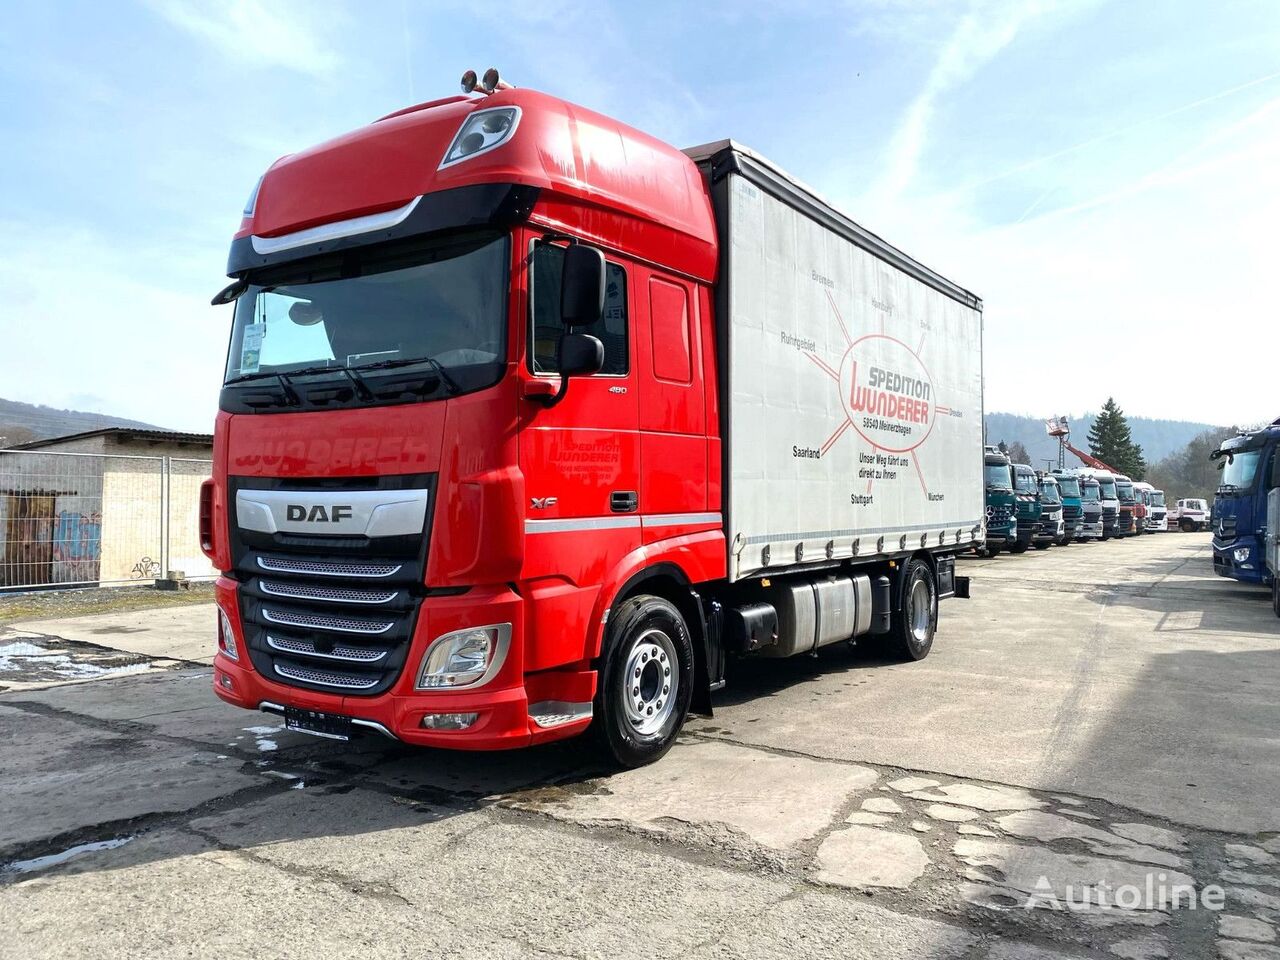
[
  {"xmin": 0, "ymin": 397, "xmax": 168, "ymax": 444},
  {"xmin": 984, "ymin": 411, "xmax": 1225, "ymax": 469}
]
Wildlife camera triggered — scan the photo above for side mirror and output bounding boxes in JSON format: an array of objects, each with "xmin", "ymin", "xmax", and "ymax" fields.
[
  {"xmin": 560, "ymin": 244, "xmax": 605, "ymax": 327},
  {"xmin": 559, "ymin": 333, "xmax": 604, "ymax": 376}
]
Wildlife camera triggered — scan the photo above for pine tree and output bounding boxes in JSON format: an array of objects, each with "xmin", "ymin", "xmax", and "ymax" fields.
[
  {"xmin": 1004, "ymin": 440, "xmax": 1032, "ymax": 465},
  {"xmin": 1088, "ymin": 398, "xmax": 1147, "ymax": 479}
]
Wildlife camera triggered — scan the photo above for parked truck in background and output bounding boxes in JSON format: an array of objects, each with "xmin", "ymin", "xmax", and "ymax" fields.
[
  {"xmin": 1134, "ymin": 482, "xmax": 1165, "ymax": 532},
  {"xmin": 1010, "ymin": 464, "xmax": 1042, "ymax": 554},
  {"xmin": 1033, "ymin": 473, "xmax": 1064, "ymax": 549},
  {"xmin": 1266, "ymin": 487, "xmax": 1280, "ymax": 616},
  {"xmin": 1169, "ymin": 499, "xmax": 1210, "ymax": 532},
  {"xmin": 202, "ymin": 78, "xmax": 984, "ymax": 767},
  {"xmin": 1210, "ymin": 421, "xmax": 1280, "ymax": 584},
  {"xmin": 1078, "ymin": 468, "xmax": 1120, "ymax": 540},
  {"xmin": 983, "ymin": 446, "xmax": 1017, "ymax": 557},
  {"xmin": 1114, "ymin": 474, "xmax": 1138, "ymax": 537},
  {"xmin": 1073, "ymin": 474, "xmax": 1104, "ymax": 541},
  {"xmin": 1048, "ymin": 470, "xmax": 1083, "ymax": 544}
]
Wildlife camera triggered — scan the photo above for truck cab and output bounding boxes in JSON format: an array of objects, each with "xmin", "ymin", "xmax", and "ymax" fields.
[
  {"xmin": 1049, "ymin": 470, "xmax": 1084, "ymax": 543},
  {"xmin": 1033, "ymin": 474, "xmax": 1065, "ymax": 549},
  {"xmin": 1134, "ymin": 482, "xmax": 1164, "ymax": 532},
  {"xmin": 1211, "ymin": 422, "xmax": 1280, "ymax": 584},
  {"xmin": 982, "ymin": 446, "xmax": 1017, "ymax": 556},
  {"xmin": 1073, "ymin": 475, "xmax": 1104, "ymax": 540},
  {"xmin": 1114, "ymin": 474, "xmax": 1137, "ymax": 537},
  {"xmin": 1078, "ymin": 468, "xmax": 1120, "ymax": 540},
  {"xmin": 1010, "ymin": 464, "xmax": 1042, "ymax": 554},
  {"xmin": 1170, "ymin": 498, "xmax": 1209, "ymax": 532}
]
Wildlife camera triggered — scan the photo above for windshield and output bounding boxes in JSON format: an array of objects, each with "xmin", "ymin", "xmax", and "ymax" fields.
[
  {"xmin": 1014, "ymin": 470, "xmax": 1037, "ymax": 494},
  {"xmin": 1056, "ymin": 477, "xmax": 1081, "ymax": 497},
  {"xmin": 985, "ymin": 463, "xmax": 1012, "ymax": 490},
  {"xmin": 1219, "ymin": 448, "xmax": 1262, "ymax": 491},
  {"xmin": 1038, "ymin": 481, "xmax": 1061, "ymax": 504},
  {"xmin": 223, "ymin": 232, "xmax": 509, "ymax": 394},
  {"xmin": 1081, "ymin": 481, "xmax": 1100, "ymax": 502},
  {"xmin": 1116, "ymin": 481, "xmax": 1135, "ymax": 503},
  {"xmin": 1099, "ymin": 479, "xmax": 1117, "ymax": 500},
  {"xmin": 1151, "ymin": 492, "xmax": 1165, "ymax": 507}
]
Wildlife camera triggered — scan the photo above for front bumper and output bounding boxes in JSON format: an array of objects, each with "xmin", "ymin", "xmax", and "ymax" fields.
[
  {"xmin": 1212, "ymin": 539, "xmax": 1266, "ymax": 584},
  {"xmin": 211, "ymin": 577, "xmax": 595, "ymax": 749},
  {"xmin": 1076, "ymin": 519, "xmax": 1104, "ymax": 539}
]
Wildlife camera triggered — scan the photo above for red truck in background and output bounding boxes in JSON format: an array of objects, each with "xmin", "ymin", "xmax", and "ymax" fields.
[{"xmin": 203, "ymin": 72, "xmax": 984, "ymax": 767}]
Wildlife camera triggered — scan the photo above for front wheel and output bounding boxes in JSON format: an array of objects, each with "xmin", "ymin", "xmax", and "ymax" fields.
[
  {"xmin": 1181, "ymin": 520, "xmax": 1194, "ymax": 533},
  {"xmin": 1010, "ymin": 541, "xmax": 1030, "ymax": 554},
  {"xmin": 884, "ymin": 558, "xmax": 937, "ymax": 661},
  {"xmin": 592, "ymin": 595, "xmax": 694, "ymax": 769},
  {"xmin": 1034, "ymin": 542, "xmax": 1052, "ymax": 550},
  {"xmin": 1272, "ymin": 579, "xmax": 1280, "ymax": 619}
]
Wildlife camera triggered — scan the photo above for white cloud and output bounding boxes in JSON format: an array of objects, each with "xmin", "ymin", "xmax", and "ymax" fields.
[
  {"xmin": 871, "ymin": 0, "xmax": 1076, "ymax": 203},
  {"xmin": 146, "ymin": 0, "xmax": 342, "ymax": 78}
]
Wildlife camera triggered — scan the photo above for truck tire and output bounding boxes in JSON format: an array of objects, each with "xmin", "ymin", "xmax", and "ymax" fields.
[
  {"xmin": 983, "ymin": 545, "xmax": 1001, "ymax": 558},
  {"xmin": 592, "ymin": 594, "xmax": 694, "ymax": 769},
  {"xmin": 1180, "ymin": 519, "xmax": 1194, "ymax": 533},
  {"xmin": 1009, "ymin": 541, "xmax": 1030, "ymax": 554},
  {"xmin": 1034, "ymin": 542, "xmax": 1051, "ymax": 550},
  {"xmin": 1273, "ymin": 579, "xmax": 1280, "ymax": 619},
  {"xmin": 883, "ymin": 558, "xmax": 936, "ymax": 661}
]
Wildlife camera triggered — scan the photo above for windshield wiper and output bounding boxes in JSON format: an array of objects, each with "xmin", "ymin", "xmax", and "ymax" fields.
[
  {"xmin": 224, "ymin": 370, "xmax": 302, "ymax": 406},
  {"xmin": 352, "ymin": 356, "xmax": 461, "ymax": 395}
]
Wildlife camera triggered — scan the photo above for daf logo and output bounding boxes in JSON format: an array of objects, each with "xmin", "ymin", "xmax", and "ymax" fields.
[{"xmin": 286, "ymin": 504, "xmax": 354, "ymax": 523}]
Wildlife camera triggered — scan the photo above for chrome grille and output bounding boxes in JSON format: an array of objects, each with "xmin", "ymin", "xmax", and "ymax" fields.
[
  {"xmin": 260, "ymin": 579, "xmax": 398, "ymax": 605},
  {"xmin": 262, "ymin": 608, "xmax": 395, "ymax": 635},
  {"xmin": 274, "ymin": 663, "xmax": 379, "ymax": 690},
  {"xmin": 266, "ymin": 635, "xmax": 388, "ymax": 663},
  {"xmin": 257, "ymin": 556, "xmax": 402, "ymax": 579}
]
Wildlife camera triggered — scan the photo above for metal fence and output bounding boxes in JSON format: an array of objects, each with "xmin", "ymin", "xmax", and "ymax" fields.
[{"xmin": 0, "ymin": 450, "xmax": 215, "ymax": 590}]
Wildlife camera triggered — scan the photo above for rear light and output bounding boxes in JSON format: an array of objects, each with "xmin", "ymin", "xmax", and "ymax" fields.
[
  {"xmin": 199, "ymin": 480, "xmax": 215, "ymax": 559},
  {"xmin": 217, "ymin": 606, "xmax": 239, "ymax": 662}
]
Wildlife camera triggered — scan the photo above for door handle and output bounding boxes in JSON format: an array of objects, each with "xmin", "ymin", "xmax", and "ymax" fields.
[{"xmin": 611, "ymin": 491, "xmax": 638, "ymax": 514}]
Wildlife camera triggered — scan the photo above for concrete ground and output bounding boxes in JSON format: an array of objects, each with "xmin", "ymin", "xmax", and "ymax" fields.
[{"xmin": 2, "ymin": 532, "xmax": 1278, "ymax": 959}]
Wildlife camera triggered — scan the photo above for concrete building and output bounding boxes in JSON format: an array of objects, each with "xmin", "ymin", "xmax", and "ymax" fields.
[{"xmin": 0, "ymin": 428, "xmax": 213, "ymax": 588}]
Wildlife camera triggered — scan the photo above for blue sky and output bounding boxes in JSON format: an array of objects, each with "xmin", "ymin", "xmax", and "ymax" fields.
[{"xmin": 2, "ymin": 0, "xmax": 1278, "ymax": 433}]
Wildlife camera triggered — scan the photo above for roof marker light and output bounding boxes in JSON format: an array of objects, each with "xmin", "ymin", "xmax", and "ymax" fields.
[{"xmin": 439, "ymin": 105, "xmax": 521, "ymax": 169}]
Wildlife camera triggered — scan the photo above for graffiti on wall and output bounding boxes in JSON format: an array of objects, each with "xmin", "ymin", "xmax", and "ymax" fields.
[{"xmin": 51, "ymin": 511, "xmax": 102, "ymax": 583}]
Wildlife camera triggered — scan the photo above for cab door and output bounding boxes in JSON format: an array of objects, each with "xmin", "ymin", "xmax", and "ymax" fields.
[
  {"xmin": 634, "ymin": 268, "xmax": 708, "ymax": 537},
  {"xmin": 516, "ymin": 234, "xmax": 640, "ymax": 669}
]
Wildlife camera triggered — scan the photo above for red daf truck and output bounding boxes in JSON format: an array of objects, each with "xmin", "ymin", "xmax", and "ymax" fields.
[{"xmin": 204, "ymin": 74, "xmax": 984, "ymax": 767}]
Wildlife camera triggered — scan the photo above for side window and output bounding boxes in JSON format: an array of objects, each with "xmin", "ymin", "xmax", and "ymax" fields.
[
  {"xmin": 648, "ymin": 277, "xmax": 692, "ymax": 384},
  {"xmin": 530, "ymin": 242, "xmax": 628, "ymax": 375}
]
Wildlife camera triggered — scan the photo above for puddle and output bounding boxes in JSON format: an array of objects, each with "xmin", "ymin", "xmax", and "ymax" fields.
[
  {"xmin": 244, "ymin": 724, "xmax": 284, "ymax": 753},
  {"xmin": 0, "ymin": 637, "xmax": 152, "ymax": 684},
  {"xmin": 3, "ymin": 837, "xmax": 134, "ymax": 875}
]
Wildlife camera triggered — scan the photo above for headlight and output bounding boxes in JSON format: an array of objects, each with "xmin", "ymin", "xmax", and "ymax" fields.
[
  {"xmin": 1234, "ymin": 547, "xmax": 1250, "ymax": 563},
  {"xmin": 416, "ymin": 623, "xmax": 511, "ymax": 689},
  {"xmin": 217, "ymin": 605, "xmax": 239, "ymax": 662},
  {"xmin": 439, "ymin": 107, "xmax": 521, "ymax": 169}
]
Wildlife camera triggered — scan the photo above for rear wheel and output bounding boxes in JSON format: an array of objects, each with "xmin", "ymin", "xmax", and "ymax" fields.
[
  {"xmin": 884, "ymin": 559, "xmax": 937, "ymax": 661},
  {"xmin": 592, "ymin": 595, "xmax": 694, "ymax": 769}
]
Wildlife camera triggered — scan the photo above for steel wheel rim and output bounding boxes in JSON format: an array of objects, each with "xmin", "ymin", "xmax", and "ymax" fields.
[
  {"xmin": 909, "ymin": 578, "xmax": 932, "ymax": 643},
  {"xmin": 622, "ymin": 628, "xmax": 677, "ymax": 737}
]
